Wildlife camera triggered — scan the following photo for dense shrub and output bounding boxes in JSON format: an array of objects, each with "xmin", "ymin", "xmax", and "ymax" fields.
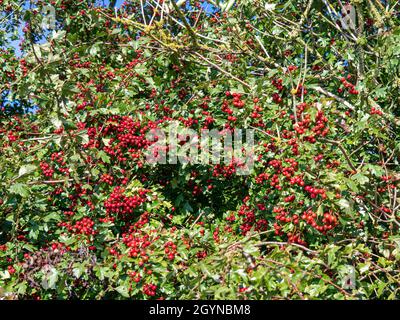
[{"xmin": 0, "ymin": 0, "xmax": 399, "ymax": 299}]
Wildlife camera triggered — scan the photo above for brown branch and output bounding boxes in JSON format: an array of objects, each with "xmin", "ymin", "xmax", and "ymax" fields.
[
  {"xmin": 254, "ymin": 241, "xmax": 318, "ymax": 254},
  {"xmin": 312, "ymin": 86, "xmax": 355, "ymax": 110},
  {"xmin": 27, "ymin": 179, "xmax": 74, "ymax": 185},
  {"xmin": 171, "ymin": 0, "xmax": 198, "ymax": 46},
  {"xmin": 192, "ymin": 52, "xmax": 252, "ymax": 89},
  {"xmin": 320, "ymin": 138, "xmax": 357, "ymax": 172}
]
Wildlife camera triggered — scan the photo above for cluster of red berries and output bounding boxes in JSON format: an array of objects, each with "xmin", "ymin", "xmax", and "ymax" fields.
[
  {"xmin": 212, "ymin": 163, "xmax": 236, "ymax": 178},
  {"xmin": 287, "ymin": 138, "xmax": 300, "ymax": 155},
  {"xmin": 53, "ymin": 127, "xmax": 64, "ymax": 134},
  {"xmin": 76, "ymin": 101, "xmax": 90, "ymax": 111},
  {"xmin": 143, "ymin": 283, "xmax": 157, "ymax": 297},
  {"xmin": 287, "ymin": 65, "xmax": 298, "ymax": 73},
  {"xmin": 282, "ymin": 159, "xmax": 298, "ymax": 177},
  {"xmin": 284, "ymin": 195, "xmax": 296, "ymax": 202},
  {"xmin": 294, "ymin": 114, "xmax": 312, "ymax": 135},
  {"xmin": 314, "ymin": 154, "xmax": 324, "ymax": 162},
  {"xmin": 221, "ymin": 100, "xmax": 234, "ymax": 116},
  {"xmin": 164, "ymin": 241, "xmax": 177, "ymax": 261},
  {"xmin": 99, "ymin": 216, "xmax": 115, "ymax": 223},
  {"xmin": 269, "ymin": 159, "xmax": 281, "ymax": 169},
  {"xmin": 312, "ymin": 110, "xmax": 329, "ymax": 137},
  {"xmin": 49, "ymin": 151, "xmax": 69, "ymax": 175},
  {"xmin": 59, "ymin": 217, "xmax": 96, "ymax": 236},
  {"xmin": 7, "ymin": 265, "xmax": 16, "ymax": 275},
  {"xmin": 250, "ymin": 103, "xmax": 263, "ymax": 119},
  {"xmin": 19, "ymin": 58, "xmax": 28, "ymax": 76},
  {"xmin": 127, "ymin": 270, "xmax": 141, "ymax": 283},
  {"xmin": 273, "ymin": 207, "xmax": 299, "ymax": 225},
  {"xmin": 212, "ymin": 227, "xmax": 220, "ymax": 242},
  {"xmin": 289, "ymin": 175, "xmax": 305, "ymax": 186},
  {"xmin": 100, "ymin": 173, "xmax": 114, "ymax": 185},
  {"xmin": 271, "ymin": 78, "xmax": 284, "ymax": 91},
  {"xmin": 51, "ymin": 151, "xmax": 65, "ymax": 164},
  {"xmin": 296, "ymin": 102, "xmax": 308, "ymax": 114},
  {"xmin": 256, "ymin": 203, "xmax": 266, "ymax": 211},
  {"xmin": 191, "ymin": 184, "xmax": 203, "ymax": 196},
  {"xmin": 50, "ymin": 242, "xmax": 69, "ymax": 253},
  {"xmin": 266, "ymin": 173, "xmax": 279, "ymax": 190},
  {"xmin": 326, "ymin": 160, "xmax": 340, "ymax": 169},
  {"xmin": 69, "ymin": 53, "xmax": 92, "ymax": 69},
  {"xmin": 40, "ymin": 161, "xmax": 54, "ymax": 177},
  {"xmin": 273, "ymin": 222, "xmax": 283, "ymax": 236},
  {"xmin": 122, "ymin": 229, "xmax": 153, "ymax": 264},
  {"xmin": 272, "ymin": 92, "xmax": 283, "ymax": 104},
  {"xmin": 304, "ymin": 185, "xmax": 327, "ymax": 199},
  {"xmin": 255, "ymin": 172, "xmax": 270, "ymax": 184},
  {"xmin": 292, "ymin": 84, "xmax": 307, "ymax": 98},
  {"xmin": 104, "ymin": 187, "xmax": 149, "ymax": 215},
  {"xmin": 98, "ymin": 116, "xmax": 156, "ymax": 163},
  {"xmin": 7, "ymin": 131, "xmax": 17, "ymax": 142},
  {"xmin": 236, "ymin": 204, "xmax": 268, "ymax": 235},
  {"xmin": 370, "ymin": 107, "xmax": 383, "ymax": 116},
  {"xmin": 196, "ymin": 250, "xmax": 207, "ymax": 260},
  {"xmin": 302, "ymin": 210, "xmax": 338, "ymax": 233},
  {"xmin": 286, "ymin": 233, "xmax": 307, "ymax": 246},
  {"xmin": 225, "ymin": 91, "xmax": 245, "ymax": 108},
  {"xmin": 338, "ymin": 76, "xmax": 359, "ymax": 95},
  {"xmin": 377, "ymin": 206, "xmax": 392, "ymax": 215}
]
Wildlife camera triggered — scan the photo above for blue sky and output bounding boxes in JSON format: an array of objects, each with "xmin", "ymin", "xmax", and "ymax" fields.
[
  {"xmin": 9, "ymin": 1, "xmax": 218, "ymax": 56},
  {"xmin": 9, "ymin": 0, "xmax": 125, "ymax": 56}
]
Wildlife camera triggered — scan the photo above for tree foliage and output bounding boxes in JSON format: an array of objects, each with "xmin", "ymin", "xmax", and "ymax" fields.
[{"xmin": 0, "ymin": 0, "xmax": 400, "ymax": 299}]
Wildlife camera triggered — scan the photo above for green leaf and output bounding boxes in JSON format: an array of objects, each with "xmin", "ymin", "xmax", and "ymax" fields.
[
  {"xmin": 338, "ymin": 199, "xmax": 354, "ymax": 215},
  {"xmin": 358, "ymin": 262, "xmax": 370, "ymax": 274},
  {"xmin": 78, "ymin": 132, "xmax": 89, "ymax": 144},
  {"xmin": 9, "ymin": 183, "xmax": 29, "ymax": 197},
  {"xmin": 94, "ymin": 266, "xmax": 109, "ymax": 281},
  {"xmin": 115, "ymin": 285, "xmax": 130, "ymax": 298},
  {"xmin": 50, "ymin": 116, "xmax": 62, "ymax": 129},
  {"xmin": 89, "ymin": 43, "xmax": 100, "ymax": 56},
  {"xmin": 47, "ymin": 268, "xmax": 59, "ymax": 289},
  {"xmin": 344, "ymin": 178, "xmax": 359, "ymax": 192},
  {"xmin": 352, "ymin": 173, "xmax": 369, "ymax": 185},
  {"xmin": 51, "ymin": 30, "xmax": 66, "ymax": 40},
  {"xmin": 97, "ymin": 150, "xmax": 111, "ymax": 163},
  {"xmin": 73, "ymin": 264, "xmax": 85, "ymax": 279},
  {"xmin": 17, "ymin": 283, "xmax": 27, "ymax": 295},
  {"xmin": 18, "ymin": 164, "xmax": 37, "ymax": 178}
]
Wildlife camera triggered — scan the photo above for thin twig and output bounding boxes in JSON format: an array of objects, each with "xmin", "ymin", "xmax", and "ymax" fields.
[
  {"xmin": 192, "ymin": 52, "xmax": 252, "ymax": 89},
  {"xmin": 312, "ymin": 86, "xmax": 355, "ymax": 110},
  {"xmin": 254, "ymin": 241, "xmax": 318, "ymax": 254},
  {"xmin": 320, "ymin": 138, "xmax": 357, "ymax": 172}
]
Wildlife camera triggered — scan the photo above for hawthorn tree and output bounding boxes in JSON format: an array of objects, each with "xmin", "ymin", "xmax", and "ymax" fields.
[{"xmin": 0, "ymin": 0, "xmax": 400, "ymax": 299}]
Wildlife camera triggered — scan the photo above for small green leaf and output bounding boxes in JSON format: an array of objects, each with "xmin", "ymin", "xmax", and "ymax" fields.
[
  {"xmin": 97, "ymin": 150, "xmax": 110, "ymax": 163},
  {"xmin": 352, "ymin": 173, "xmax": 369, "ymax": 185},
  {"xmin": 359, "ymin": 262, "xmax": 370, "ymax": 274},
  {"xmin": 115, "ymin": 285, "xmax": 130, "ymax": 298},
  {"xmin": 18, "ymin": 164, "xmax": 37, "ymax": 178},
  {"xmin": 9, "ymin": 183, "xmax": 29, "ymax": 197},
  {"xmin": 48, "ymin": 268, "xmax": 59, "ymax": 289}
]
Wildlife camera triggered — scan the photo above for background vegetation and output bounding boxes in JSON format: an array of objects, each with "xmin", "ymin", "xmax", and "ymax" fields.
[{"xmin": 0, "ymin": 0, "xmax": 399, "ymax": 299}]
